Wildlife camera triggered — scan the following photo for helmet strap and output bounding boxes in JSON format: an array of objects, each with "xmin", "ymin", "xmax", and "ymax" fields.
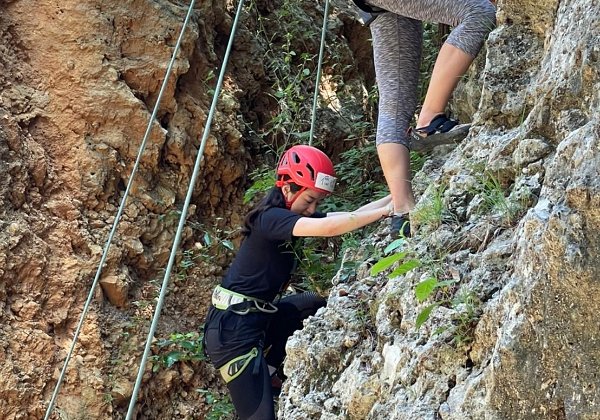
[
  {"xmin": 286, "ymin": 187, "xmax": 307, "ymax": 209},
  {"xmin": 277, "ymin": 182, "xmax": 307, "ymax": 209}
]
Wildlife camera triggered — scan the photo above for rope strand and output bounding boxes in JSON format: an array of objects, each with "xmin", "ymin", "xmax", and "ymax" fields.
[
  {"xmin": 125, "ymin": 0, "xmax": 246, "ymax": 417},
  {"xmin": 43, "ymin": 1, "xmax": 197, "ymax": 419},
  {"xmin": 308, "ymin": 0, "xmax": 330, "ymax": 146}
]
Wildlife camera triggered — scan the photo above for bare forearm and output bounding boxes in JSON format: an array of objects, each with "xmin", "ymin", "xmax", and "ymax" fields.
[
  {"xmin": 355, "ymin": 194, "xmax": 392, "ymax": 212},
  {"xmin": 293, "ymin": 207, "xmax": 389, "ymax": 237},
  {"xmin": 327, "ymin": 195, "xmax": 392, "ymax": 217}
]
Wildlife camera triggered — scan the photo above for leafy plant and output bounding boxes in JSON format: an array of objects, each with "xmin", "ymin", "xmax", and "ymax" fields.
[
  {"xmin": 253, "ymin": 0, "xmax": 320, "ymax": 145},
  {"xmin": 197, "ymin": 390, "xmax": 236, "ymax": 420},
  {"xmin": 411, "ymin": 184, "xmax": 447, "ymax": 230},
  {"xmin": 175, "ymin": 223, "xmax": 236, "ymax": 280},
  {"xmin": 151, "ymin": 331, "xmax": 206, "ymax": 372},
  {"xmin": 414, "ymin": 277, "xmax": 456, "ymax": 328},
  {"xmin": 244, "ymin": 165, "xmax": 276, "ymax": 204},
  {"xmin": 413, "ymin": 276, "xmax": 481, "ymax": 346},
  {"xmin": 294, "ymin": 240, "xmax": 339, "ymax": 294},
  {"xmin": 369, "ymin": 239, "xmax": 420, "ymax": 279},
  {"xmin": 410, "ymin": 150, "xmax": 427, "ymax": 175},
  {"xmin": 370, "ymin": 242, "xmax": 481, "ymax": 346},
  {"xmin": 476, "ymin": 171, "xmax": 526, "ymax": 225}
]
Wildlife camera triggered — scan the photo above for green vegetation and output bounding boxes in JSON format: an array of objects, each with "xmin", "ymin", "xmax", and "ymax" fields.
[
  {"xmin": 244, "ymin": 165, "xmax": 277, "ymax": 204},
  {"xmin": 473, "ymin": 170, "xmax": 530, "ymax": 226},
  {"xmin": 371, "ymin": 240, "xmax": 481, "ymax": 347},
  {"xmin": 197, "ymin": 390, "xmax": 236, "ymax": 420},
  {"xmin": 411, "ymin": 184, "xmax": 448, "ymax": 230},
  {"xmin": 251, "ymin": 0, "xmax": 320, "ymax": 147},
  {"xmin": 151, "ymin": 332, "xmax": 237, "ymax": 418},
  {"xmin": 175, "ymin": 222, "xmax": 236, "ymax": 281},
  {"xmin": 150, "ymin": 331, "xmax": 206, "ymax": 371},
  {"xmin": 415, "ymin": 277, "xmax": 481, "ymax": 347}
]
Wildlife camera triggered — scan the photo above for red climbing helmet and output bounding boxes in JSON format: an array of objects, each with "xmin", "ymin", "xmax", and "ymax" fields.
[{"xmin": 275, "ymin": 145, "xmax": 337, "ymax": 194}]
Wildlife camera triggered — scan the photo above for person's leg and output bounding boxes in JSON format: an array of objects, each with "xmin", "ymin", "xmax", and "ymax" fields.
[
  {"xmin": 417, "ymin": 0, "xmax": 496, "ymax": 127},
  {"xmin": 377, "ymin": 144, "xmax": 414, "ymax": 215},
  {"xmin": 370, "ymin": 13, "xmax": 423, "ymax": 215},
  {"xmin": 226, "ymin": 356, "xmax": 276, "ymax": 420},
  {"xmin": 264, "ymin": 292, "xmax": 326, "ymax": 368},
  {"xmin": 417, "ymin": 44, "xmax": 473, "ymax": 128},
  {"xmin": 204, "ymin": 309, "xmax": 274, "ymax": 419},
  {"xmin": 368, "ymin": 0, "xmax": 497, "ymax": 128}
]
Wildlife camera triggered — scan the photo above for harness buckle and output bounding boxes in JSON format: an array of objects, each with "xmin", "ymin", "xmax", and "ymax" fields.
[{"xmin": 212, "ymin": 285, "xmax": 279, "ymax": 314}]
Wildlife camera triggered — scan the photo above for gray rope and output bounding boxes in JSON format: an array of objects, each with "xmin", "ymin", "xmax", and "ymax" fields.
[
  {"xmin": 42, "ymin": 2, "xmax": 197, "ymax": 419},
  {"xmin": 124, "ymin": 0, "xmax": 246, "ymax": 417},
  {"xmin": 308, "ymin": 0, "xmax": 330, "ymax": 146}
]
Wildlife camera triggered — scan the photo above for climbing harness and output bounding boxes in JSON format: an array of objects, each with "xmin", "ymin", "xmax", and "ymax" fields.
[
  {"xmin": 212, "ymin": 285, "xmax": 279, "ymax": 314},
  {"xmin": 219, "ymin": 347, "xmax": 260, "ymax": 383},
  {"xmin": 44, "ymin": 0, "xmax": 335, "ymax": 416},
  {"xmin": 43, "ymin": 1, "xmax": 198, "ymax": 419}
]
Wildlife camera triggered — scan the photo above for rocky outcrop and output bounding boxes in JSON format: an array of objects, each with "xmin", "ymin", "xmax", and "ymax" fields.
[
  {"xmin": 1, "ymin": 0, "xmax": 371, "ymax": 418},
  {"xmin": 280, "ymin": 0, "xmax": 600, "ymax": 419},
  {"xmin": 0, "ymin": 0, "xmax": 247, "ymax": 418}
]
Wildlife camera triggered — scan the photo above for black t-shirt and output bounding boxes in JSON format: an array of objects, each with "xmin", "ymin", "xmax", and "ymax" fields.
[{"xmin": 221, "ymin": 207, "xmax": 325, "ymax": 302}]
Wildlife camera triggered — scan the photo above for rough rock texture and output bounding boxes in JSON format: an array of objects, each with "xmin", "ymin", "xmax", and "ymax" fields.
[
  {"xmin": 0, "ymin": 0, "xmax": 371, "ymax": 418},
  {"xmin": 280, "ymin": 0, "xmax": 600, "ymax": 419},
  {"xmin": 4, "ymin": 0, "xmax": 598, "ymax": 418},
  {"xmin": 1, "ymin": 1, "xmax": 243, "ymax": 417}
]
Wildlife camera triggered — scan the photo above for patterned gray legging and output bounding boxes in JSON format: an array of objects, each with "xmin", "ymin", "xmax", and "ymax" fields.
[{"xmin": 366, "ymin": 0, "xmax": 497, "ymax": 147}]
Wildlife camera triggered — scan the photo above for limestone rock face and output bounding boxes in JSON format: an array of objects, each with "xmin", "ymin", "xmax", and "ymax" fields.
[
  {"xmin": 3, "ymin": 0, "xmax": 598, "ymax": 417},
  {"xmin": 1, "ymin": 0, "xmax": 370, "ymax": 418},
  {"xmin": 280, "ymin": 0, "xmax": 600, "ymax": 419}
]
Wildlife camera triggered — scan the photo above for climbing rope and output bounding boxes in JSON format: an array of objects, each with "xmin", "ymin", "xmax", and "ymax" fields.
[
  {"xmin": 42, "ymin": 1, "xmax": 197, "ymax": 419},
  {"xmin": 124, "ymin": 0, "xmax": 247, "ymax": 417},
  {"xmin": 124, "ymin": 0, "xmax": 328, "ymax": 414},
  {"xmin": 45, "ymin": 0, "xmax": 328, "ymax": 416},
  {"xmin": 308, "ymin": 0, "xmax": 331, "ymax": 146}
]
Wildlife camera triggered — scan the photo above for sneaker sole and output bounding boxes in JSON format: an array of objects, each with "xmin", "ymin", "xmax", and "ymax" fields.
[{"xmin": 410, "ymin": 124, "xmax": 471, "ymax": 153}]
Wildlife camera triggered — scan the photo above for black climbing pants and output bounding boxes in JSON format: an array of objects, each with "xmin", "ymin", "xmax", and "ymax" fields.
[{"xmin": 203, "ymin": 292, "xmax": 326, "ymax": 420}]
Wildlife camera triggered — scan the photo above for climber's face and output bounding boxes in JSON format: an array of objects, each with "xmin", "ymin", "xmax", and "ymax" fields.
[{"xmin": 285, "ymin": 187, "xmax": 327, "ymax": 216}]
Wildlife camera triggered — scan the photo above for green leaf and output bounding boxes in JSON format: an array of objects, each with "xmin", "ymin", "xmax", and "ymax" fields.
[
  {"xmin": 370, "ymin": 252, "xmax": 406, "ymax": 276},
  {"xmin": 415, "ymin": 277, "xmax": 438, "ymax": 302},
  {"xmin": 222, "ymin": 240, "xmax": 234, "ymax": 250},
  {"xmin": 432, "ymin": 325, "xmax": 448, "ymax": 336},
  {"xmin": 434, "ymin": 279, "xmax": 456, "ymax": 289},
  {"xmin": 302, "ymin": 68, "xmax": 310, "ymax": 76},
  {"xmin": 415, "ymin": 304, "xmax": 437, "ymax": 329},
  {"xmin": 384, "ymin": 238, "xmax": 405, "ymax": 255},
  {"xmin": 389, "ymin": 259, "xmax": 420, "ymax": 277},
  {"xmin": 180, "ymin": 341, "xmax": 196, "ymax": 350},
  {"xmin": 165, "ymin": 351, "xmax": 182, "ymax": 368},
  {"xmin": 156, "ymin": 339, "xmax": 172, "ymax": 348}
]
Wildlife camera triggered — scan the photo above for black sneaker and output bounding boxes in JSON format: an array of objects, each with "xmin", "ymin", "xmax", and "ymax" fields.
[{"xmin": 391, "ymin": 213, "xmax": 411, "ymax": 238}]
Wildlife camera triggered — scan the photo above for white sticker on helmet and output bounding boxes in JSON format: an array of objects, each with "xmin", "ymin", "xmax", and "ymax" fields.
[{"xmin": 315, "ymin": 172, "xmax": 336, "ymax": 192}]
